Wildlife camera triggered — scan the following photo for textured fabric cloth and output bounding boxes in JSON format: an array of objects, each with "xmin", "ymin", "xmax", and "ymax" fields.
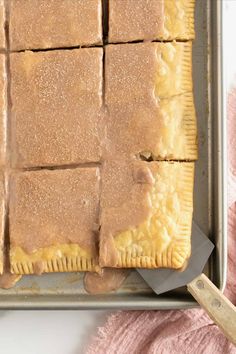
[{"xmin": 86, "ymin": 88, "xmax": 236, "ymax": 354}]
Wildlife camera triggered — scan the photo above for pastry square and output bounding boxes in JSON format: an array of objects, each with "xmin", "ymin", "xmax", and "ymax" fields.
[
  {"xmin": 9, "ymin": 0, "xmax": 102, "ymax": 51},
  {"xmin": 0, "ymin": 54, "xmax": 6, "ymax": 166},
  {"xmin": 9, "ymin": 168, "xmax": 100, "ymax": 274},
  {"xmin": 105, "ymin": 92, "xmax": 197, "ymax": 161},
  {"xmin": 100, "ymin": 160, "xmax": 194, "ymax": 269},
  {"xmin": 0, "ymin": 0, "xmax": 5, "ymax": 50},
  {"xmin": 108, "ymin": 0, "xmax": 195, "ymax": 43},
  {"xmin": 105, "ymin": 42, "xmax": 192, "ymax": 104},
  {"xmin": 104, "ymin": 43, "xmax": 196, "ymax": 160},
  {"xmin": 0, "ymin": 172, "xmax": 5, "ymax": 274},
  {"xmin": 10, "ymin": 48, "xmax": 103, "ymax": 168}
]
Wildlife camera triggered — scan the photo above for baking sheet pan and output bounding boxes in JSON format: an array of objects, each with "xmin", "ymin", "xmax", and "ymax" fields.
[{"xmin": 0, "ymin": 0, "xmax": 227, "ymax": 309}]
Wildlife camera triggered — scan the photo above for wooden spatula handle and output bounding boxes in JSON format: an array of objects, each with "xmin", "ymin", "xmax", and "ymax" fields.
[{"xmin": 187, "ymin": 273, "xmax": 236, "ymax": 345}]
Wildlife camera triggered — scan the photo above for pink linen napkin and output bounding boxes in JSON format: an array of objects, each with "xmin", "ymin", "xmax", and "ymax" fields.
[{"xmin": 86, "ymin": 89, "xmax": 236, "ymax": 354}]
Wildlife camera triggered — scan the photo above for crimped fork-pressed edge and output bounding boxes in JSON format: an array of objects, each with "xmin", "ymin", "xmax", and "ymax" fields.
[{"xmin": 11, "ymin": 256, "xmax": 98, "ymax": 275}]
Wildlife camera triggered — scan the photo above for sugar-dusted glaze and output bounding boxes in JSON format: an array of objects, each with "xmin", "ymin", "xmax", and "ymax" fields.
[{"xmin": 84, "ymin": 268, "xmax": 129, "ymax": 294}]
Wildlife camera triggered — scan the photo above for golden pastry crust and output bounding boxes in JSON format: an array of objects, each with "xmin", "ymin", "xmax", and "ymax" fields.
[
  {"xmin": 163, "ymin": 0, "xmax": 195, "ymax": 40},
  {"xmin": 108, "ymin": 0, "xmax": 195, "ymax": 43},
  {"xmin": 11, "ymin": 245, "xmax": 98, "ymax": 275},
  {"xmin": 154, "ymin": 93, "xmax": 197, "ymax": 160},
  {"xmin": 100, "ymin": 161, "xmax": 194, "ymax": 269},
  {"xmin": 154, "ymin": 42, "xmax": 192, "ymax": 98},
  {"xmin": 0, "ymin": 0, "xmax": 5, "ymax": 50},
  {"xmin": 9, "ymin": 0, "xmax": 102, "ymax": 51},
  {"xmin": 0, "ymin": 54, "xmax": 6, "ymax": 166},
  {"xmin": 10, "ymin": 48, "xmax": 103, "ymax": 168},
  {"xmin": 9, "ymin": 168, "xmax": 100, "ymax": 274}
]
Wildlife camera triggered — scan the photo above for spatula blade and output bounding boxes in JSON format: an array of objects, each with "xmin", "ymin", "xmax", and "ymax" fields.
[{"xmin": 137, "ymin": 222, "xmax": 214, "ymax": 295}]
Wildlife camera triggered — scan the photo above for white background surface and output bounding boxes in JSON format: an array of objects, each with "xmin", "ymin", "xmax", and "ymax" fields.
[
  {"xmin": 0, "ymin": 2, "xmax": 234, "ymax": 354},
  {"xmin": 0, "ymin": 310, "xmax": 111, "ymax": 354}
]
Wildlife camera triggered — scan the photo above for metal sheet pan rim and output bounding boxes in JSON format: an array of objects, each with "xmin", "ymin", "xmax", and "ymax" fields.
[
  {"xmin": 211, "ymin": 0, "xmax": 227, "ymax": 293},
  {"xmin": 0, "ymin": 0, "xmax": 227, "ymax": 309}
]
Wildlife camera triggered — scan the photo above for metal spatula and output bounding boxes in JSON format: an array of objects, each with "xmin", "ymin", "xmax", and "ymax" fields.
[{"xmin": 137, "ymin": 222, "xmax": 236, "ymax": 345}]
